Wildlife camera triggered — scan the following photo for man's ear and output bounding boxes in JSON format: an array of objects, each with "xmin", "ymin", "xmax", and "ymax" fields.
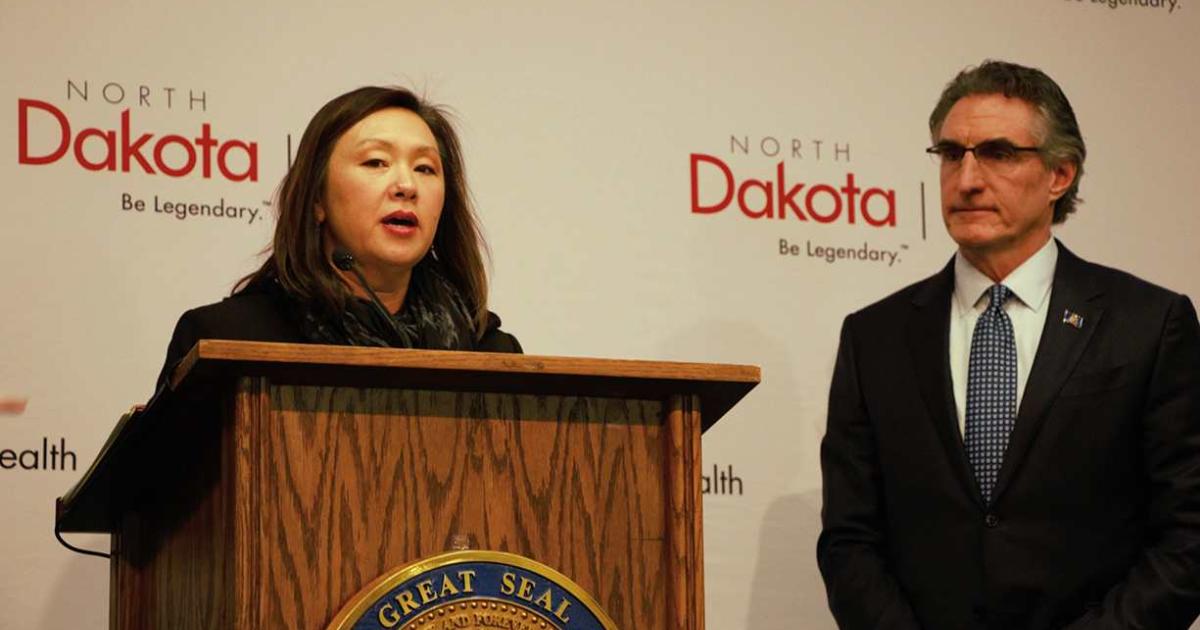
[{"xmin": 1048, "ymin": 160, "xmax": 1078, "ymax": 202}]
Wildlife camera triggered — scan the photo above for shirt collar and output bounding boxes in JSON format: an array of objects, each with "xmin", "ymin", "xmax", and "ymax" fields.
[{"xmin": 954, "ymin": 237, "xmax": 1058, "ymax": 311}]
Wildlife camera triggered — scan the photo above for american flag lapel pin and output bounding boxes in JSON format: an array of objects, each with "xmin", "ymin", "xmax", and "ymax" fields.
[{"xmin": 1062, "ymin": 309, "xmax": 1085, "ymax": 329}]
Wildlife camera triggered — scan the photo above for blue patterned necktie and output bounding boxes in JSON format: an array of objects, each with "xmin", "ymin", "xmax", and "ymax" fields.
[{"xmin": 964, "ymin": 284, "xmax": 1017, "ymax": 506}]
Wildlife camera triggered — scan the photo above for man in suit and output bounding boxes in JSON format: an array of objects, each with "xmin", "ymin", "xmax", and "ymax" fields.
[{"xmin": 817, "ymin": 60, "xmax": 1200, "ymax": 630}]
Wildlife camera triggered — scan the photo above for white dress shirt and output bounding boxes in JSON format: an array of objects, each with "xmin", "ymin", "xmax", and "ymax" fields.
[{"xmin": 950, "ymin": 237, "xmax": 1058, "ymax": 436}]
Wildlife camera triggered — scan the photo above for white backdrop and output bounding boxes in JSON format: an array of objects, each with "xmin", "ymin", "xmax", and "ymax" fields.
[{"xmin": 1, "ymin": 1, "xmax": 1197, "ymax": 628}]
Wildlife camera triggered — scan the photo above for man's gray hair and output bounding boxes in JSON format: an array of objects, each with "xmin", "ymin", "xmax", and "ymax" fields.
[{"xmin": 929, "ymin": 60, "xmax": 1086, "ymax": 223}]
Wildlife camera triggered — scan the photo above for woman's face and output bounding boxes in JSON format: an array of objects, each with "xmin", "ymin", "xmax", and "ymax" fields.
[{"xmin": 317, "ymin": 107, "xmax": 445, "ymax": 288}]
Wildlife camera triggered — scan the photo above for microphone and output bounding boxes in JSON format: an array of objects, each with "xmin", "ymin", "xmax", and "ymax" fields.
[
  {"xmin": 330, "ymin": 247, "xmax": 405, "ymax": 344},
  {"xmin": 332, "ymin": 249, "xmax": 356, "ymax": 272}
]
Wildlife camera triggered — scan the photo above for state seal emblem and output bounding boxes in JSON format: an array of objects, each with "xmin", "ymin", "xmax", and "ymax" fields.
[{"xmin": 326, "ymin": 550, "xmax": 618, "ymax": 630}]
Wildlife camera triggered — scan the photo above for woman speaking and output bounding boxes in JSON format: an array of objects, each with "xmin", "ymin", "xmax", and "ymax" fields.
[{"xmin": 157, "ymin": 86, "xmax": 520, "ymax": 386}]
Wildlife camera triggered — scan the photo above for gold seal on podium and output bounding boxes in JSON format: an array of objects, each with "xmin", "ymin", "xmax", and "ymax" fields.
[{"xmin": 326, "ymin": 550, "xmax": 618, "ymax": 630}]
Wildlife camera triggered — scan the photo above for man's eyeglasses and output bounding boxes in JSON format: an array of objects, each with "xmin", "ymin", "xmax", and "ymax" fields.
[{"xmin": 925, "ymin": 140, "xmax": 1041, "ymax": 168}]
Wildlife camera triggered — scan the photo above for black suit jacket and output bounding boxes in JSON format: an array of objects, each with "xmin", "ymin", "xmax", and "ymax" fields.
[
  {"xmin": 155, "ymin": 284, "xmax": 522, "ymax": 390},
  {"xmin": 817, "ymin": 243, "xmax": 1200, "ymax": 630}
]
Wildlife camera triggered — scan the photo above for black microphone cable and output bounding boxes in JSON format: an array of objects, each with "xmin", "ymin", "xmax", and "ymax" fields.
[
  {"xmin": 331, "ymin": 248, "xmax": 406, "ymax": 343},
  {"xmin": 55, "ymin": 521, "xmax": 110, "ymax": 559}
]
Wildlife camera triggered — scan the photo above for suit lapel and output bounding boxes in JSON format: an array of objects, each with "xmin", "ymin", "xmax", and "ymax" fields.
[
  {"xmin": 992, "ymin": 243, "xmax": 1105, "ymax": 503},
  {"xmin": 906, "ymin": 259, "xmax": 981, "ymax": 507}
]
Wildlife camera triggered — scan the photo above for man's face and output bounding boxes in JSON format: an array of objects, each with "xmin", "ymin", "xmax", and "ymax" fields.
[{"xmin": 936, "ymin": 93, "xmax": 1076, "ymax": 265}]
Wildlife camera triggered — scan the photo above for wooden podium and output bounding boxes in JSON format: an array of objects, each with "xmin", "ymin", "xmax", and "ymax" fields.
[{"xmin": 56, "ymin": 341, "xmax": 759, "ymax": 629}]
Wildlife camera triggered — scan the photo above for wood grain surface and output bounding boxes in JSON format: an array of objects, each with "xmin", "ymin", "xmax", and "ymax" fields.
[
  {"xmin": 60, "ymin": 342, "xmax": 758, "ymax": 535},
  {"xmin": 234, "ymin": 383, "xmax": 669, "ymax": 628},
  {"xmin": 666, "ymin": 394, "xmax": 705, "ymax": 630},
  {"xmin": 105, "ymin": 350, "xmax": 729, "ymax": 624},
  {"xmin": 108, "ymin": 381, "xmax": 681, "ymax": 629}
]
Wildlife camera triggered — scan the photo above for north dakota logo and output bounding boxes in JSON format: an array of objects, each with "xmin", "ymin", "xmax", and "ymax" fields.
[{"xmin": 327, "ymin": 550, "xmax": 617, "ymax": 630}]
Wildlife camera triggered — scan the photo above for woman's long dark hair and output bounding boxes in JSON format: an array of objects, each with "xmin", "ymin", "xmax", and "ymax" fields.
[{"xmin": 237, "ymin": 87, "xmax": 490, "ymax": 336}]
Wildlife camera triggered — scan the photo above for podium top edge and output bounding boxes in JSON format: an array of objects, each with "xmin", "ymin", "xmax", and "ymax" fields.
[{"xmin": 174, "ymin": 340, "xmax": 762, "ymax": 389}]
